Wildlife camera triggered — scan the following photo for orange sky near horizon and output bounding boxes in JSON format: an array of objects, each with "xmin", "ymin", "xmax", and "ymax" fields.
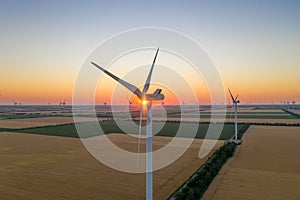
[
  {"xmin": 1, "ymin": 63, "xmax": 299, "ymax": 105},
  {"xmin": 1, "ymin": 62, "xmax": 299, "ymax": 105},
  {"xmin": 0, "ymin": 87, "xmax": 298, "ymax": 105}
]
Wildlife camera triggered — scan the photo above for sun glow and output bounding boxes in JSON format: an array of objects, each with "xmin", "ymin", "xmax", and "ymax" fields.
[{"xmin": 142, "ymin": 99, "xmax": 148, "ymax": 105}]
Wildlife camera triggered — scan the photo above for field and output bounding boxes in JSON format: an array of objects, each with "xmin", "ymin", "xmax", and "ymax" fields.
[
  {"xmin": 144, "ymin": 106, "xmax": 300, "ymax": 124},
  {"xmin": 0, "ymin": 132, "xmax": 223, "ymax": 200},
  {"xmin": 202, "ymin": 126, "xmax": 300, "ymax": 200},
  {"xmin": 5, "ymin": 120, "xmax": 245, "ymax": 140},
  {"xmin": 1, "ymin": 105, "xmax": 299, "ymax": 127},
  {"xmin": 0, "ymin": 117, "xmax": 98, "ymax": 129},
  {"xmin": 289, "ymin": 109, "xmax": 300, "ymax": 115},
  {"xmin": 0, "ymin": 105, "xmax": 299, "ymax": 199}
]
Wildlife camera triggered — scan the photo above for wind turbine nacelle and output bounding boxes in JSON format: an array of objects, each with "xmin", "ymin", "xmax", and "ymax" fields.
[
  {"xmin": 146, "ymin": 89, "xmax": 165, "ymax": 100},
  {"xmin": 146, "ymin": 94, "xmax": 165, "ymax": 100}
]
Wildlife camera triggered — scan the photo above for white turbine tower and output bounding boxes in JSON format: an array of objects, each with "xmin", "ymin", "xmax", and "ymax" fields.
[
  {"xmin": 91, "ymin": 48, "xmax": 163, "ymax": 200},
  {"xmin": 128, "ymin": 98, "xmax": 133, "ymax": 116},
  {"xmin": 228, "ymin": 88, "xmax": 241, "ymax": 144},
  {"xmin": 12, "ymin": 100, "xmax": 18, "ymax": 115}
]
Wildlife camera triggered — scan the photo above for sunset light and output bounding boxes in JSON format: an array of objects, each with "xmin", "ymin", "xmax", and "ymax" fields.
[
  {"xmin": 142, "ymin": 100, "xmax": 148, "ymax": 105},
  {"xmin": 0, "ymin": 1, "xmax": 300, "ymax": 200}
]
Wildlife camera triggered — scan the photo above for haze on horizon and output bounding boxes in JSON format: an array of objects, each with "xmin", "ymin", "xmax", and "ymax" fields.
[{"xmin": 0, "ymin": 0, "xmax": 299, "ymax": 105}]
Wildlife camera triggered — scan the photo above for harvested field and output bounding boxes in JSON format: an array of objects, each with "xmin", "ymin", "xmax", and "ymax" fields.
[
  {"xmin": 202, "ymin": 126, "xmax": 300, "ymax": 200},
  {"xmin": 289, "ymin": 109, "xmax": 300, "ymax": 115},
  {"xmin": 149, "ymin": 117, "xmax": 300, "ymax": 124},
  {"xmin": 0, "ymin": 132, "xmax": 222, "ymax": 200},
  {"xmin": 201, "ymin": 118, "xmax": 300, "ymax": 124},
  {"xmin": 0, "ymin": 117, "xmax": 99, "ymax": 129},
  {"xmin": 152, "ymin": 107, "xmax": 300, "ymax": 124}
]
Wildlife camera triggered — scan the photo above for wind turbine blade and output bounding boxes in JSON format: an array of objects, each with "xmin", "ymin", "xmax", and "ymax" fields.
[
  {"xmin": 142, "ymin": 48, "xmax": 159, "ymax": 95},
  {"xmin": 235, "ymin": 94, "xmax": 239, "ymax": 101},
  {"xmin": 91, "ymin": 62, "xmax": 142, "ymax": 99},
  {"xmin": 228, "ymin": 88, "xmax": 235, "ymax": 102}
]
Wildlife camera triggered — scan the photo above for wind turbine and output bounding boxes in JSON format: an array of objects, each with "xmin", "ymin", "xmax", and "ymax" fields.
[
  {"xmin": 13, "ymin": 100, "xmax": 18, "ymax": 106},
  {"xmin": 228, "ymin": 88, "xmax": 241, "ymax": 144},
  {"xmin": 103, "ymin": 101, "xmax": 107, "ymax": 115},
  {"xmin": 292, "ymin": 101, "xmax": 295, "ymax": 109},
  {"xmin": 128, "ymin": 98, "xmax": 133, "ymax": 116},
  {"xmin": 60, "ymin": 99, "xmax": 66, "ymax": 115},
  {"xmin": 161, "ymin": 101, "xmax": 165, "ymax": 117},
  {"xmin": 91, "ymin": 48, "xmax": 163, "ymax": 200},
  {"xmin": 12, "ymin": 100, "xmax": 18, "ymax": 115}
]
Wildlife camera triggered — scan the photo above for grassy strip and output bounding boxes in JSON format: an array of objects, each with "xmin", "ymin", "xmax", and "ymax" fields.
[
  {"xmin": 173, "ymin": 143, "xmax": 236, "ymax": 200},
  {"xmin": 169, "ymin": 124, "xmax": 250, "ymax": 200},
  {"xmin": 0, "ymin": 127, "xmax": 14, "ymax": 132}
]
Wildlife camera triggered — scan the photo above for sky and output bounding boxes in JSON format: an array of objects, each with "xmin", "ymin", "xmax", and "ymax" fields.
[{"xmin": 0, "ymin": 0, "xmax": 299, "ymax": 105}]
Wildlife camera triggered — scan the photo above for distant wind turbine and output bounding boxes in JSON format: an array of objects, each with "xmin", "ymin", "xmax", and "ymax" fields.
[
  {"xmin": 228, "ymin": 88, "xmax": 241, "ymax": 144},
  {"xmin": 12, "ymin": 100, "xmax": 18, "ymax": 115},
  {"xmin": 128, "ymin": 98, "xmax": 133, "ymax": 116},
  {"xmin": 292, "ymin": 101, "xmax": 295, "ymax": 109},
  {"xmin": 161, "ymin": 101, "xmax": 165, "ymax": 117},
  {"xmin": 13, "ymin": 100, "xmax": 18, "ymax": 106},
  {"xmin": 60, "ymin": 99, "xmax": 66, "ymax": 115},
  {"xmin": 91, "ymin": 47, "xmax": 163, "ymax": 200}
]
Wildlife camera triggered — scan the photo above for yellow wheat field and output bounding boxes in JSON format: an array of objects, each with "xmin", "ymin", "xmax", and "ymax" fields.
[
  {"xmin": 0, "ymin": 132, "xmax": 222, "ymax": 200},
  {"xmin": 202, "ymin": 125, "xmax": 300, "ymax": 200}
]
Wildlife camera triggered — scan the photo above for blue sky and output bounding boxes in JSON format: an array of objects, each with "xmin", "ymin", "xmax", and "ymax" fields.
[{"xmin": 0, "ymin": 0, "xmax": 299, "ymax": 104}]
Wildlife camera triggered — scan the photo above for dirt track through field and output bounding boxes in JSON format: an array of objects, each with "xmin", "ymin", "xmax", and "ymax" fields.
[
  {"xmin": 0, "ymin": 132, "xmax": 222, "ymax": 200},
  {"xmin": 202, "ymin": 126, "xmax": 300, "ymax": 200}
]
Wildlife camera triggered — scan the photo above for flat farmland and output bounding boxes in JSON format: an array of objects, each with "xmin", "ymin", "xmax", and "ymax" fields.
[
  {"xmin": 289, "ymin": 109, "xmax": 300, "ymax": 115},
  {"xmin": 10, "ymin": 120, "xmax": 243, "ymax": 140},
  {"xmin": 202, "ymin": 126, "xmax": 300, "ymax": 200},
  {"xmin": 0, "ymin": 132, "xmax": 222, "ymax": 200},
  {"xmin": 0, "ymin": 117, "xmax": 99, "ymax": 129},
  {"xmin": 162, "ymin": 108, "xmax": 300, "ymax": 124}
]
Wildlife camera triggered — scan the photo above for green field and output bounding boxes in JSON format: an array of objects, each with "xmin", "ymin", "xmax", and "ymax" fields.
[
  {"xmin": 5, "ymin": 120, "xmax": 246, "ymax": 140},
  {"xmin": 168, "ymin": 114, "xmax": 297, "ymax": 119},
  {"xmin": 0, "ymin": 113, "xmax": 43, "ymax": 119}
]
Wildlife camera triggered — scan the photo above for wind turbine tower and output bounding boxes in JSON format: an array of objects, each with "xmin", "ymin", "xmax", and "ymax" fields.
[
  {"xmin": 128, "ymin": 98, "xmax": 133, "ymax": 116},
  {"xmin": 228, "ymin": 89, "xmax": 241, "ymax": 144},
  {"xmin": 12, "ymin": 100, "xmax": 18, "ymax": 115},
  {"xmin": 161, "ymin": 101, "xmax": 165, "ymax": 117},
  {"xmin": 92, "ymin": 48, "xmax": 163, "ymax": 200},
  {"xmin": 292, "ymin": 101, "xmax": 295, "ymax": 109},
  {"xmin": 60, "ymin": 100, "xmax": 66, "ymax": 115}
]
